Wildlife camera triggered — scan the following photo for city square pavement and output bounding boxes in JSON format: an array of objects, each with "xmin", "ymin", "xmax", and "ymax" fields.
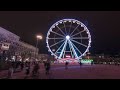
[{"xmin": 0, "ymin": 63, "xmax": 120, "ymax": 79}]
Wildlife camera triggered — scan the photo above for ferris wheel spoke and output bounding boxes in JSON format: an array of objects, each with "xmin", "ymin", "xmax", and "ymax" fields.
[
  {"xmin": 71, "ymin": 39, "xmax": 88, "ymax": 48},
  {"xmin": 71, "ymin": 30, "xmax": 85, "ymax": 37},
  {"xmin": 70, "ymin": 24, "xmax": 80, "ymax": 36},
  {"xmin": 68, "ymin": 40, "xmax": 78, "ymax": 59},
  {"xmin": 68, "ymin": 21, "xmax": 72, "ymax": 34},
  {"xmin": 70, "ymin": 40, "xmax": 82, "ymax": 55},
  {"xmin": 68, "ymin": 42, "xmax": 74, "ymax": 58},
  {"xmin": 51, "ymin": 31, "xmax": 64, "ymax": 37},
  {"xmin": 56, "ymin": 25, "xmax": 66, "ymax": 36},
  {"xmin": 55, "ymin": 40, "xmax": 66, "ymax": 55},
  {"xmin": 58, "ymin": 40, "xmax": 67, "ymax": 59},
  {"xmin": 50, "ymin": 39, "xmax": 65, "ymax": 48},
  {"xmin": 48, "ymin": 37, "xmax": 64, "ymax": 39},
  {"xmin": 71, "ymin": 37, "xmax": 89, "ymax": 39},
  {"xmin": 63, "ymin": 21, "xmax": 67, "ymax": 34}
]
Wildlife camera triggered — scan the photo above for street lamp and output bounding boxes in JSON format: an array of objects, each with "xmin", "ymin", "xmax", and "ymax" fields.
[
  {"xmin": 35, "ymin": 35, "xmax": 43, "ymax": 60},
  {"xmin": 36, "ymin": 35, "xmax": 42, "ymax": 40}
]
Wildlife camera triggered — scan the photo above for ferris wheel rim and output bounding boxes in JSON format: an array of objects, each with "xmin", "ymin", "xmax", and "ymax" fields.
[{"xmin": 46, "ymin": 18, "xmax": 91, "ymax": 59}]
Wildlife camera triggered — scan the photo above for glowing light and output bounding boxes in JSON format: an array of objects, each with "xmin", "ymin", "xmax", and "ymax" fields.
[
  {"xmin": 81, "ymin": 24, "xmax": 83, "ymax": 27},
  {"xmin": 52, "ymin": 49, "xmax": 55, "ymax": 51},
  {"xmin": 19, "ymin": 59, "xmax": 22, "ymax": 61},
  {"xmin": 64, "ymin": 20, "xmax": 67, "ymax": 22},
  {"xmin": 77, "ymin": 21, "xmax": 80, "ymax": 24},
  {"xmin": 84, "ymin": 27, "xmax": 87, "ymax": 30},
  {"xmin": 52, "ymin": 25, "xmax": 55, "ymax": 28},
  {"xmin": 50, "ymin": 29, "xmax": 52, "ymax": 31},
  {"xmin": 26, "ymin": 58, "xmax": 29, "ymax": 61},
  {"xmin": 57, "ymin": 58, "xmax": 78, "ymax": 63},
  {"xmin": 36, "ymin": 35, "xmax": 42, "ymax": 40},
  {"xmin": 66, "ymin": 35, "xmax": 70, "ymax": 40},
  {"xmin": 59, "ymin": 21, "xmax": 62, "ymax": 23},
  {"xmin": 68, "ymin": 20, "xmax": 71, "ymax": 22},
  {"xmin": 12, "ymin": 56, "xmax": 15, "ymax": 61},
  {"xmin": 81, "ymin": 59, "xmax": 93, "ymax": 64},
  {"xmin": 56, "ymin": 23, "xmax": 58, "ymax": 26},
  {"xmin": 73, "ymin": 21, "xmax": 76, "ymax": 23},
  {"xmin": 66, "ymin": 55, "xmax": 71, "ymax": 58}
]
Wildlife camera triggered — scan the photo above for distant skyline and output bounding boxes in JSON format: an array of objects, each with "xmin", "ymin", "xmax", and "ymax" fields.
[{"xmin": 0, "ymin": 11, "xmax": 120, "ymax": 55}]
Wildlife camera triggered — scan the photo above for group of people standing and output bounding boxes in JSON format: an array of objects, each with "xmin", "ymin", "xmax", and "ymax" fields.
[
  {"xmin": 7, "ymin": 59, "xmax": 51, "ymax": 79},
  {"xmin": 43, "ymin": 61, "xmax": 51, "ymax": 75},
  {"xmin": 7, "ymin": 61, "xmax": 25, "ymax": 78}
]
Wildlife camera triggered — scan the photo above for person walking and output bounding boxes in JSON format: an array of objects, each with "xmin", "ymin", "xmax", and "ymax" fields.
[
  {"xmin": 7, "ymin": 62, "xmax": 14, "ymax": 79},
  {"xmin": 65, "ymin": 61, "xmax": 69, "ymax": 69},
  {"xmin": 45, "ymin": 61, "xmax": 51, "ymax": 75},
  {"xmin": 20, "ymin": 62, "xmax": 24, "ymax": 71},
  {"xmin": 24, "ymin": 62, "xmax": 30, "ymax": 79},
  {"xmin": 32, "ymin": 62, "xmax": 40, "ymax": 77}
]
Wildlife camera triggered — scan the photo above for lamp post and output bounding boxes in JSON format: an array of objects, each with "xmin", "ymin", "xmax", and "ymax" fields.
[{"xmin": 35, "ymin": 35, "xmax": 42, "ymax": 60}]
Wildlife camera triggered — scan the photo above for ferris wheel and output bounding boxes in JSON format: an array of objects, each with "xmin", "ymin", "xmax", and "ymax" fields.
[{"xmin": 46, "ymin": 19, "xmax": 91, "ymax": 60}]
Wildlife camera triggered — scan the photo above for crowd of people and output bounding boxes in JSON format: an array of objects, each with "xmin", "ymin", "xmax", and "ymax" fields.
[
  {"xmin": 1, "ymin": 54, "xmax": 76, "ymax": 79},
  {"xmin": 6, "ymin": 59, "xmax": 76, "ymax": 79},
  {"xmin": 6, "ymin": 58, "xmax": 51, "ymax": 79},
  {"xmin": 93, "ymin": 57, "xmax": 120, "ymax": 65}
]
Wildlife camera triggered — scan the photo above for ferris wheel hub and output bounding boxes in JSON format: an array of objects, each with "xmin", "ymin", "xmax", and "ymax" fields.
[{"xmin": 66, "ymin": 35, "xmax": 70, "ymax": 40}]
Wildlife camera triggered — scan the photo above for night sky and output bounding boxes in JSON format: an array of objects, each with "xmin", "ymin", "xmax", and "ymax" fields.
[{"xmin": 0, "ymin": 11, "xmax": 120, "ymax": 55}]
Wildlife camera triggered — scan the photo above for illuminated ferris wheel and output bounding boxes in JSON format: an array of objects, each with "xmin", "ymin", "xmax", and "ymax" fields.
[{"xmin": 46, "ymin": 19, "xmax": 91, "ymax": 60}]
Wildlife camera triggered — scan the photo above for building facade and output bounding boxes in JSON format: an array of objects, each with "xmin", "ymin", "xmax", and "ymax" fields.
[{"xmin": 0, "ymin": 27, "xmax": 38, "ymax": 61}]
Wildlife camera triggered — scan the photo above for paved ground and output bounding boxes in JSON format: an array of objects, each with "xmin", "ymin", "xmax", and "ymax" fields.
[{"xmin": 0, "ymin": 63, "xmax": 120, "ymax": 79}]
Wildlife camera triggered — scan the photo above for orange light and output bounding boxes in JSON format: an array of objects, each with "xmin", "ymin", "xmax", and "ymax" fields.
[{"xmin": 36, "ymin": 35, "xmax": 42, "ymax": 39}]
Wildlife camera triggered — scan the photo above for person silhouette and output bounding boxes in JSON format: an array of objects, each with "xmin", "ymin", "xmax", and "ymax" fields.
[{"xmin": 65, "ymin": 61, "xmax": 69, "ymax": 69}]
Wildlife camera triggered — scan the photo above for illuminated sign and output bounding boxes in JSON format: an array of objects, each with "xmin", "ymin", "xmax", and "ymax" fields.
[
  {"xmin": 65, "ymin": 54, "xmax": 71, "ymax": 58},
  {"xmin": 58, "ymin": 58, "xmax": 78, "ymax": 63},
  {"xmin": 81, "ymin": 59, "xmax": 93, "ymax": 64}
]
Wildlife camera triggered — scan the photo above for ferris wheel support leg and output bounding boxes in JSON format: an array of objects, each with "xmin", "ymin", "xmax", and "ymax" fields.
[
  {"xmin": 63, "ymin": 50, "xmax": 65, "ymax": 58},
  {"xmin": 69, "ymin": 42, "xmax": 74, "ymax": 58},
  {"xmin": 68, "ymin": 40, "xmax": 78, "ymax": 59},
  {"xmin": 58, "ymin": 40, "xmax": 67, "ymax": 59},
  {"xmin": 63, "ymin": 42, "xmax": 67, "ymax": 58}
]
